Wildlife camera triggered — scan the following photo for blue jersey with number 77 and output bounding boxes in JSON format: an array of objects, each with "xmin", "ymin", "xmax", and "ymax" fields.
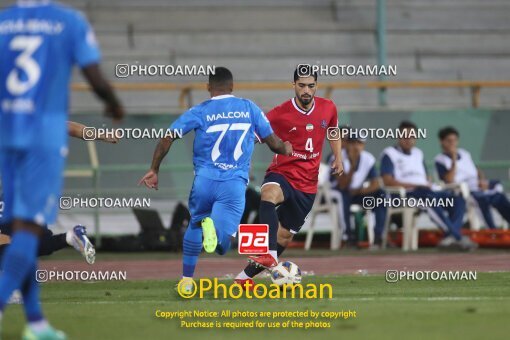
[
  {"xmin": 169, "ymin": 94, "xmax": 273, "ymax": 182},
  {"xmin": 0, "ymin": 1, "xmax": 100, "ymax": 149}
]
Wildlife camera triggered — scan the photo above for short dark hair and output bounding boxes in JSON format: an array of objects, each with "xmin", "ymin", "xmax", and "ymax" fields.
[
  {"xmin": 209, "ymin": 67, "xmax": 233, "ymax": 89},
  {"xmin": 438, "ymin": 126, "xmax": 459, "ymax": 140},
  {"xmin": 398, "ymin": 120, "xmax": 417, "ymax": 131},
  {"xmin": 293, "ymin": 67, "xmax": 318, "ymax": 82}
]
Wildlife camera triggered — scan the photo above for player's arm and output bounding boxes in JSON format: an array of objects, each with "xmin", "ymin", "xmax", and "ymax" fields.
[
  {"xmin": 252, "ymin": 103, "xmax": 292, "ymax": 155},
  {"xmin": 328, "ymin": 105, "xmax": 344, "ymax": 176},
  {"xmin": 81, "ymin": 64, "xmax": 124, "ymax": 121},
  {"xmin": 138, "ymin": 136, "xmax": 174, "ymax": 190},
  {"xmin": 139, "ymin": 107, "xmax": 199, "ymax": 190},
  {"xmin": 262, "ymin": 133, "xmax": 292, "ymax": 155},
  {"xmin": 380, "ymin": 154, "xmax": 417, "ymax": 189},
  {"xmin": 71, "ymin": 11, "xmax": 124, "ymax": 122},
  {"xmin": 68, "ymin": 121, "xmax": 86, "ymax": 139},
  {"xmin": 381, "ymin": 174, "xmax": 416, "ymax": 189},
  {"xmin": 351, "ymin": 178, "xmax": 380, "ymax": 196},
  {"xmin": 337, "ymin": 164, "xmax": 354, "ymax": 189},
  {"xmin": 382, "ymin": 173, "xmax": 424, "ymax": 190},
  {"xmin": 329, "ymin": 138, "xmax": 344, "ymax": 176},
  {"xmin": 352, "ymin": 165, "xmax": 380, "ymax": 196},
  {"xmin": 442, "ymin": 153, "xmax": 457, "ymax": 184},
  {"xmin": 67, "ymin": 121, "xmax": 118, "ymax": 143},
  {"xmin": 150, "ymin": 137, "xmax": 174, "ymax": 173},
  {"xmin": 477, "ymin": 167, "xmax": 489, "ymax": 190}
]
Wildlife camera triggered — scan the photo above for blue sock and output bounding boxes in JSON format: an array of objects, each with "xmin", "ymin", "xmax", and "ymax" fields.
[
  {"xmin": 21, "ymin": 263, "xmax": 44, "ymax": 322},
  {"xmin": 215, "ymin": 229, "xmax": 231, "ymax": 255},
  {"xmin": 0, "ymin": 230, "xmax": 39, "ymax": 313},
  {"xmin": 182, "ymin": 224, "xmax": 203, "ymax": 277}
]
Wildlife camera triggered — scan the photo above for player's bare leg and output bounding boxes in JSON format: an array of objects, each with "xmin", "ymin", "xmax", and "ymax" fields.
[{"xmin": 247, "ymin": 183, "xmax": 284, "ymax": 269}]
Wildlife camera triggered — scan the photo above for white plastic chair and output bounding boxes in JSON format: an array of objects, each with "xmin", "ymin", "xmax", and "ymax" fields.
[
  {"xmin": 382, "ymin": 186, "xmax": 419, "ymax": 251},
  {"xmin": 305, "ymin": 164, "xmax": 339, "ymax": 250}
]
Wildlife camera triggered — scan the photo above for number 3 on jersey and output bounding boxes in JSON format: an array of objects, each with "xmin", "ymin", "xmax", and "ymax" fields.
[
  {"xmin": 206, "ymin": 123, "xmax": 251, "ymax": 161},
  {"xmin": 7, "ymin": 35, "xmax": 42, "ymax": 95},
  {"xmin": 305, "ymin": 137, "xmax": 314, "ymax": 153}
]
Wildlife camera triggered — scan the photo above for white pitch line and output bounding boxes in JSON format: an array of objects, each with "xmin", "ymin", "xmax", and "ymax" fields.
[
  {"xmin": 39, "ymin": 296, "xmax": 510, "ymax": 305},
  {"xmin": 330, "ymin": 296, "xmax": 510, "ymax": 301}
]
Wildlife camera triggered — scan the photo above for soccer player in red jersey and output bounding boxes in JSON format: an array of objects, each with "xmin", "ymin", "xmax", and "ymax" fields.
[{"xmin": 235, "ymin": 68, "xmax": 344, "ymax": 287}]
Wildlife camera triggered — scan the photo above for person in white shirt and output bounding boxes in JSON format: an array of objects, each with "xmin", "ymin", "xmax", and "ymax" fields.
[
  {"xmin": 328, "ymin": 131, "xmax": 387, "ymax": 247},
  {"xmin": 435, "ymin": 126, "xmax": 510, "ymax": 229},
  {"xmin": 380, "ymin": 121, "xmax": 476, "ymax": 251}
]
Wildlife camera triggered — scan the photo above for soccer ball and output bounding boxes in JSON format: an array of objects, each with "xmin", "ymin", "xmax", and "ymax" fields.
[{"xmin": 270, "ymin": 261, "xmax": 302, "ymax": 286}]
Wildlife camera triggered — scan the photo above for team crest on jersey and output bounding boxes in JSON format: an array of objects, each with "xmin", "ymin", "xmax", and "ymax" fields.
[
  {"xmin": 306, "ymin": 124, "xmax": 314, "ymax": 132},
  {"xmin": 321, "ymin": 120, "xmax": 327, "ymax": 129}
]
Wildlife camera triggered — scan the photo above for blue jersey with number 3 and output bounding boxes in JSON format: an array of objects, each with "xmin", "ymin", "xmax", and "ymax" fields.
[
  {"xmin": 169, "ymin": 94, "xmax": 273, "ymax": 182},
  {"xmin": 0, "ymin": 1, "xmax": 100, "ymax": 149}
]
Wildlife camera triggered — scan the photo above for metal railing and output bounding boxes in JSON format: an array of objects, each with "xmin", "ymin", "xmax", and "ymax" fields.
[{"xmin": 72, "ymin": 80, "xmax": 510, "ymax": 109}]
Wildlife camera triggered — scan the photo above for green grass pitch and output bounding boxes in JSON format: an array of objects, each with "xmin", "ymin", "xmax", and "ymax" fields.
[{"xmin": 3, "ymin": 272, "xmax": 510, "ymax": 340}]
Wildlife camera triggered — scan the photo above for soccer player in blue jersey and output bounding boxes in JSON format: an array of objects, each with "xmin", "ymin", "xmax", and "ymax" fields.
[
  {"xmin": 0, "ymin": 121, "xmax": 119, "ymax": 266},
  {"xmin": 0, "ymin": 1, "xmax": 123, "ymax": 338},
  {"xmin": 139, "ymin": 67, "xmax": 291, "ymax": 292},
  {"xmin": 0, "ymin": 121, "xmax": 118, "ymax": 305}
]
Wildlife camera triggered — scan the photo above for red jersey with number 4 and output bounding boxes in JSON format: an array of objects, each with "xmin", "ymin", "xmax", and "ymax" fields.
[{"xmin": 265, "ymin": 96, "xmax": 338, "ymax": 193}]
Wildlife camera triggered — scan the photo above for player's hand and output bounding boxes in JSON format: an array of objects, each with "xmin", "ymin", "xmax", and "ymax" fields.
[
  {"xmin": 450, "ymin": 149, "xmax": 457, "ymax": 162},
  {"xmin": 331, "ymin": 158, "xmax": 344, "ymax": 176},
  {"xmin": 283, "ymin": 141, "xmax": 293, "ymax": 156},
  {"xmin": 138, "ymin": 170, "xmax": 159, "ymax": 190},
  {"xmin": 100, "ymin": 129, "xmax": 119, "ymax": 144},
  {"xmin": 102, "ymin": 135, "xmax": 119, "ymax": 143}
]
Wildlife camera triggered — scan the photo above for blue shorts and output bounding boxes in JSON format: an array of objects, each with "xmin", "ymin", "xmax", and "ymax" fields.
[
  {"xmin": 262, "ymin": 172, "xmax": 316, "ymax": 234},
  {"xmin": 0, "ymin": 147, "xmax": 66, "ymax": 226},
  {"xmin": 188, "ymin": 175, "xmax": 247, "ymax": 237}
]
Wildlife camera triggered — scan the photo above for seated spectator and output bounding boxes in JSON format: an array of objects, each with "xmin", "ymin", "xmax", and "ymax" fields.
[
  {"xmin": 328, "ymin": 132, "xmax": 387, "ymax": 247},
  {"xmin": 435, "ymin": 126, "xmax": 510, "ymax": 229},
  {"xmin": 380, "ymin": 121, "xmax": 476, "ymax": 251}
]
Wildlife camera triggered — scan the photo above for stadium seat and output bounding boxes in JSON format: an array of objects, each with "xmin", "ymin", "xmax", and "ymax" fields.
[
  {"xmin": 438, "ymin": 182, "xmax": 481, "ymax": 231},
  {"xmin": 305, "ymin": 182, "xmax": 340, "ymax": 251},
  {"xmin": 382, "ymin": 185, "xmax": 420, "ymax": 251},
  {"xmin": 327, "ymin": 186, "xmax": 376, "ymax": 247},
  {"xmin": 383, "ymin": 182, "xmax": 475, "ymax": 251},
  {"xmin": 305, "ymin": 164, "xmax": 340, "ymax": 250},
  {"xmin": 350, "ymin": 204, "xmax": 375, "ymax": 245}
]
